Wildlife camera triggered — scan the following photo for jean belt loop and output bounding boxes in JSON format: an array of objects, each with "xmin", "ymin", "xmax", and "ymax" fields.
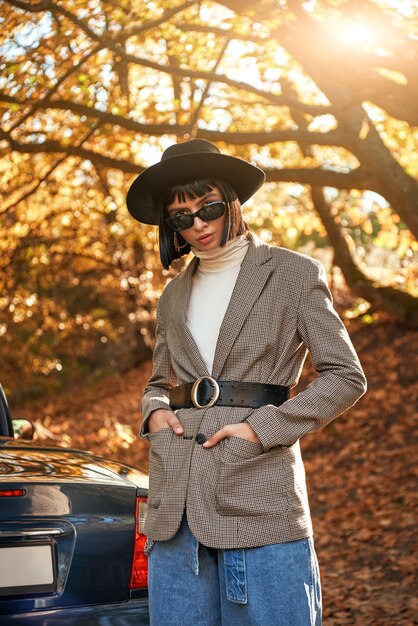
[
  {"xmin": 223, "ymin": 548, "xmax": 247, "ymax": 604},
  {"xmin": 186, "ymin": 532, "xmax": 200, "ymax": 576}
]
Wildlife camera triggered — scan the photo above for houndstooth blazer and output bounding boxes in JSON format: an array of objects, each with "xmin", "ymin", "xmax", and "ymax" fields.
[{"xmin": 140, "ymin": 233, "xmax": 366, "ymax": 549}]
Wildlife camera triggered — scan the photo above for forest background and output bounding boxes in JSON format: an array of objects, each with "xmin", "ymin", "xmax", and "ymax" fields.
[{"xmin": 1, "ymin": 0, "xmax": 417, "ymax": 624}]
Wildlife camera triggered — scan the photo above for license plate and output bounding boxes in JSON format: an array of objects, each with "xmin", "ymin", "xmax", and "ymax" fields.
[{"xmin": 0, "ymin": 543, "xmax": 56, "ymax": 596}]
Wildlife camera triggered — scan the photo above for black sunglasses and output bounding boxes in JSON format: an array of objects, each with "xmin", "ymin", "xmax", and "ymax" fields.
[{"xmin": 165, "ymin": 201, "xmax": 226, "ymax": 232}]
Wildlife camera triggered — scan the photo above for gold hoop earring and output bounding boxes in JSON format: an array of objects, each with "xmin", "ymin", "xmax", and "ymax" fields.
[{"xmin": 174, "ymin": 232, "xmax": 188, "ymax": 254}]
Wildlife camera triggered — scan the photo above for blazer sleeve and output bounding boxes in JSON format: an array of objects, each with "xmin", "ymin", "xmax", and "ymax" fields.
[
  {"xmin": 246, "ymin": 258, "xmax": 367, "ymax": 451},
  {"xmin": 140, "ymin": 304, "xmax": 176, "ymax": 437}
]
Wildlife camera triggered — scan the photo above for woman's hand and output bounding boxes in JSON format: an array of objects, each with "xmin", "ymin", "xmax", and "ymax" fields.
[
  {"xmin": 148, "ymin": 408, "xmax": 184, "ymax": 435},
  {"xmin": 202, "ymin": 422, "xmax": 261, "ymax": 448}
]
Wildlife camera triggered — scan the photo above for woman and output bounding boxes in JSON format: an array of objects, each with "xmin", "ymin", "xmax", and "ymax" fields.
[{"xmin": 126, "ymin": 139, "xmax": 367, "ymax": 626}]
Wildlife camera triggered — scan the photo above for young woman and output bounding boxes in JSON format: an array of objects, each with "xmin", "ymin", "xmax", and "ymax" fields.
[{"xmin": 126, "ymin": 139, "xmax": 367, "ymax": 626}]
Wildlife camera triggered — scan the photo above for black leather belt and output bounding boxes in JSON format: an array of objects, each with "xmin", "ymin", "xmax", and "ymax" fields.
[{"xmin": 169, "ymin": 376, "xmax": 290, "ymax": 410}]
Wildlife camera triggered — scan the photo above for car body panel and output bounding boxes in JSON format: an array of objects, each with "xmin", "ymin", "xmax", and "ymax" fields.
[
  {"xmin": 0, "ymin": 597, "xmax": 149, "ymax": 625},
  {"xmin": 0, "ymin": 439, "xmax": 149, "ymax": 490},
  {"xmin": 0, "ymin": 386, "xmax": 150, "ymax": 624}
]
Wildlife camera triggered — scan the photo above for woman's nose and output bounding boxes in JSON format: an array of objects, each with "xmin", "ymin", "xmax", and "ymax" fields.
[{"xmin": 192, "ymin": 215, "xmax": 207, "ymax": 229}]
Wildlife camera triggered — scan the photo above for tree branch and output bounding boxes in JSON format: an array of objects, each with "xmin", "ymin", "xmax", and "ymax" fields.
[
  {"xmin": 0, "ymin": 126, "xmax": 371, "ymax": 193},
  {"xmin": 8, "ymin": 44, "xmax": 102, "ymax": 133},
  {"xmin": 114, "ymin": 1, "xmax": 199, "ymax": 42},
  {"xmin": 1, "ymin": 96, "xmax": 350, "ymax": 146},
  {"xmin": 176, "ymin": 21, "xmax": 267, "ymax": 42},
  {"xmin": 0, "ymin": 128, "xmax": 140, "ymax": 172},
  {"xmin": 1, "ymin": 125, "xmax": 98, "ymax": 214},
  {"xmin": 189, "ymin": 38, "xmax": 230, "ymax": 137},
  {"xmin": 311, "ymin": 186, "xmax": 418, "ymax": 327},
  {"xmin": 0, "ymin": 155, "xmax": 67, "ymax": 214},
  {"xmin": 264, "ymin": 166, "xmax": 367, "ymax": 190}
]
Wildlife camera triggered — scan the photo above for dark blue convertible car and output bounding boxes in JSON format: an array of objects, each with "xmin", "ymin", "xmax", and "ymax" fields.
[{"xmin": 0, "ymin": 385, "xmax": 150, "ymax": 625}]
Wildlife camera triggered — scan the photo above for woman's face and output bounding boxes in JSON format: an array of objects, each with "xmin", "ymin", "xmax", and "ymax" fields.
[{"xmin": 167, "ymin": 186, "xmax": 227, "ymax": 251}]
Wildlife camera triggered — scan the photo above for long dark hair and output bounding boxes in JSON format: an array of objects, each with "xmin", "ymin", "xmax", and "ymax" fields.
[{"xmin": 158, "ymin": 179, "xmax": 246, "ymax": 269}]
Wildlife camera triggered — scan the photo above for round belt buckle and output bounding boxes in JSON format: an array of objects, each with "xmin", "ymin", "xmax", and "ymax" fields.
[{"xmin": 191, "ymin": 376, "xmax": 220, "ymax": 409}]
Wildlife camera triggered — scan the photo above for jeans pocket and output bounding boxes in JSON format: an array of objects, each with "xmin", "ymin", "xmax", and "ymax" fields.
[{"xmin": 148, "ymin": 428, "xmax": 173, "ymax": 509}]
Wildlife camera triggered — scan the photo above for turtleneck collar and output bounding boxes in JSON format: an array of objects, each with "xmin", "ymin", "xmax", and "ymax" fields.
[{"xmin": 191, "ymin": 234, "xmax": 250, "ymax": 274}]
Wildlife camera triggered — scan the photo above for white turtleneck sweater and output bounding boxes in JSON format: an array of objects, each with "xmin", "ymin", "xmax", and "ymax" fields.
[{"xmin": 187, "ymin": 235, "xmax": 250, "ymax": 374}]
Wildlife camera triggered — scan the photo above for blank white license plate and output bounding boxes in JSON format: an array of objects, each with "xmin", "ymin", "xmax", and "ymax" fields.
[{"xmin": 0, "ymin": 544, "xmax": 55, "ymax": 595}]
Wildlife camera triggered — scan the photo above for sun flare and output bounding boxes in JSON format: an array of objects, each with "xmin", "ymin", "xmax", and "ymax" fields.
[{"xmin": 336, "ymin": 22, "xmax": 378, "ymax": 47}]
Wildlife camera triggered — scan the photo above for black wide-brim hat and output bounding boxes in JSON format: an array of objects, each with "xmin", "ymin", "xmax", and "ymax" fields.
[{"xmin": 126, "ymin": 139, "xmax": 266, "ymax": 225}]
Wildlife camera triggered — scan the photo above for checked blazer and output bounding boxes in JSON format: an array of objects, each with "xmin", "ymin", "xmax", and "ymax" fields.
[{"xmin": 140, "ymin": 234, "xmax": 367, "ymax": 549}]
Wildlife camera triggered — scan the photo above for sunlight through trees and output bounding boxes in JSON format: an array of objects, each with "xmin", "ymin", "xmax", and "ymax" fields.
[{"xmin": 1, "ymin": 0, "xmax": 417, "ymax": 395}]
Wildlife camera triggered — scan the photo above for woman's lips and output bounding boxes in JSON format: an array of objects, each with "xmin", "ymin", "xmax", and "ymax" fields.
[{"xmin": 197, "ymin": 233, "xmax": 214, "ymax": 244}]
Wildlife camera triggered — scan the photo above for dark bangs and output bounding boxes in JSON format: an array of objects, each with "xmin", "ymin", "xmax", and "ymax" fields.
[
  {"xmin": 158, "ymin": 179, "xmax": 246, "ymax": 269},
  {"xmin": 161, "ymin": 180, "xmax": 219, "ymax": 206}
]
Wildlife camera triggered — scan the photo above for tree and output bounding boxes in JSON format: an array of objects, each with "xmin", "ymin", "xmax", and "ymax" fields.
[{"xmin": 1, "ymin": 0, "xmax": 417, "ymax": 394}]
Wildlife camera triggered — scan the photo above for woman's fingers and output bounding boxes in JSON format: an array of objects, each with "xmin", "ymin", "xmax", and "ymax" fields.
[
  {"xmin": 150, "ymin": 414, "xmax": 261, "ymax": 443},
  {"xmin": 202, "ymin": 426, "xmax": 229, "ymax": 448},
  {"xmin": 148, "ymin": 408, "xmax": 184, "ymax": 435},
  {"xmin": 203, "ymin": 422, "xmax": 260, "ymax": 448},
  {"xmin": 167, "ymin": 412, "xmax": 184, "ymax": 435}
]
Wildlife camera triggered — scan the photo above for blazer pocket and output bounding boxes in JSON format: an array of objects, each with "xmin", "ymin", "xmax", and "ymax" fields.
[
  {"xmin": 216, "ymin": 446, "xmax": 287, "ymax": 517},
  {"xmin": 148, "ymin": 428, "xmax": 173, "ymax": 509},
  {"xmin": 222, "ymin": 436, "xmax": 264, "ymax": 463}
]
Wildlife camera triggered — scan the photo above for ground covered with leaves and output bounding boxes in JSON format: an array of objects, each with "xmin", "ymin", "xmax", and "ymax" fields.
[{"xmin": 15, "ymin": 319, "xmax": 417, "ymax": 625}]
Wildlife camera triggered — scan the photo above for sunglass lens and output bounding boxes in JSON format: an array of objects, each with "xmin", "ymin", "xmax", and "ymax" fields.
[
  {"xmin": 199, "ymin": 201, "xmax": 225, "ymax": 221},
  {"xmin": 170, "ymin": 215, "xmax": 193, "ymax": 231}
]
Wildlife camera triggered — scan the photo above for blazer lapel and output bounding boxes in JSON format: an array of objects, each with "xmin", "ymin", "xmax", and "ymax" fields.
[{"xmin": 211, "ymin": 236, "xmax": 273, "ymax": 379}]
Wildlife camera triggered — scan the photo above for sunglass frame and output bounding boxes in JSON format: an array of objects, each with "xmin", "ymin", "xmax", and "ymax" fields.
[{"xmin": 165, "ymin": 201, "xmax": 226, "ymax": 232}]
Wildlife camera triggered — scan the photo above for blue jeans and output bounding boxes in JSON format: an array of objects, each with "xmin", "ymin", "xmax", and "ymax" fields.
[{"xmin": 148, "ymin": 515, "xmax": 321, "ymax": 626}]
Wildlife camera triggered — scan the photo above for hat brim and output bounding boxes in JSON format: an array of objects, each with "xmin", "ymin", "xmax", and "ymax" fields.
[{"xmin": 126, "ymin": 151, "xmax": 265, "ymax": 225}]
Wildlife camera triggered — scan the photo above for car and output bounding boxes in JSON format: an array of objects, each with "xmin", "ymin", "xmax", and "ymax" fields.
[{"xmin": 0, "ymin": 384, "xmax": 150, "ymax": 625}]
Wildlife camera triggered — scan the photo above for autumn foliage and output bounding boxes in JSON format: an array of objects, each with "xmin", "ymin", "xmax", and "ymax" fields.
[{"xmin": 1, "ymin": 0, "xmax": 417, "ymax": 397}]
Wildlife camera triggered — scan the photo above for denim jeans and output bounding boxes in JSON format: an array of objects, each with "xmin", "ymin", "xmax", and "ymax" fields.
[{"xmin": 147, "ymin": 515, "xmax": 321, "ymax": 626}]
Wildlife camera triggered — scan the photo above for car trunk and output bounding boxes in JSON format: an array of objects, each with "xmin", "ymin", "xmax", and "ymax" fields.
[{"xmin": 0, "ymin": 442, "xmax": 147, "ymax": 615}]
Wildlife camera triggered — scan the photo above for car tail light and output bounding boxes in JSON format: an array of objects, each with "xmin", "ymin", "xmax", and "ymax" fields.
[
  {"xmin": 129, "ymin": 496, "xmax": 148, "ymax": 589},
  {"xmin": 0, "ymin": 489, "xmax": 26, "ymax": 497}
]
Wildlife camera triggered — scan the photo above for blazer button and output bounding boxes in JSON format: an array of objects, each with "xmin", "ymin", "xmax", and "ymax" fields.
[{"xmin": 195, "ymin": 433, "xmax": 207, "ymax": 445}]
